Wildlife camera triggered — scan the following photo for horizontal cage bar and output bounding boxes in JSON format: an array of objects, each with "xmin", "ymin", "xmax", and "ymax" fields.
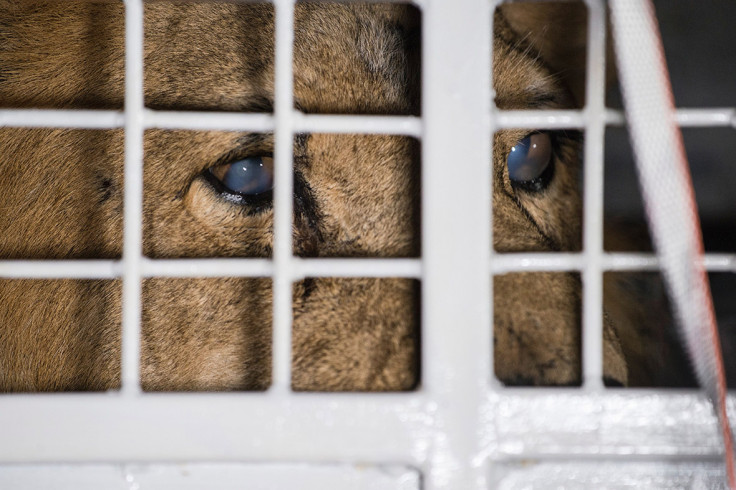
[
  {"xmin": 2, "ymin": 108, "xmax": 732, "ymax": 132},
  {"xmin": 0, "ymin": 109, "xmax": 124, "ymax": 129},
  {"xmin": 0, "ymin": 260, "xmax": 121, "ymax": 279},
  {"xmin": 0, "ymin": 109, "xmax": 423, "ymax": 135},
  {"xmin": 293, "ymin": 113, "xmax": 423, "ymax": 137},
  {"xmin": 494, "ymin": 108, "xmax": 736, "ymax": 129},
  {"xmin": 490, "ymin": 252, "xmax": 736, "ymax": 273},
  {"xmin": 2, "ymin": 254, "xmax": 735, "ymax": 279},
  {"xmin": 145, "ymin": 110, "xmax": 275, "ymax": 132},
  {"xmin": 0, "ymin": 392, "xmax": 429, "ymax": 464},
  {"xmin": 0, "ymin": 391, "xmax": 732, "ymax": 463}
]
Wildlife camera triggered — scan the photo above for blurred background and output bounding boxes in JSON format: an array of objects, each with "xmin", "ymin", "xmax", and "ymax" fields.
[{"xmin": 604, "ymin": 1, "xmax": 736, "ymax": 381}]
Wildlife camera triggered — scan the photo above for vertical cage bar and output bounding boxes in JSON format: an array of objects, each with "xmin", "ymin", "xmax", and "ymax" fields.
[
  {"xmin": 581, "ymin": 0, "xmax": 607, "ymax": 390},
  {"xmin": 271, "ymin": 0, "xmax": 296, "ymax": 392},
  {"xmin": 121, "ymin": 0, "xmax": 145, "ymax": 396},
  {"xmin": 488, "ymin": 0, "xmax": 500, "ymax": 391},
  {"xmin": 422, "ymin": 0, "xmax": 492, "ymax": 487}
]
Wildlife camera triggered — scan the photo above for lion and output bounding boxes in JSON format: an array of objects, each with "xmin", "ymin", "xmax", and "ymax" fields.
[{"xmin": 0, "ymin": 1, "xmax": 690, "ymax": 392}]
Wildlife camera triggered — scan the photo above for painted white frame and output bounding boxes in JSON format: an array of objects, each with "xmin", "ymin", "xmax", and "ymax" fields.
[{"xmin": 0, "ymin": 0, "xmax": 733, "ymax": 487}]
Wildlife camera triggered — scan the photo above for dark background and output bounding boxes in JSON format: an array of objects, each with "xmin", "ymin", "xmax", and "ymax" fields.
[{"xmin": 604, "ymin": 1, "xmax": 736, "ymax": 382}]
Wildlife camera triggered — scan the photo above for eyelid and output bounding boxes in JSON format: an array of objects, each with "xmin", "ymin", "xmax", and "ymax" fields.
[{"xmin": 204, "ymin": 135, "xmax": 274, "ymax": 174}]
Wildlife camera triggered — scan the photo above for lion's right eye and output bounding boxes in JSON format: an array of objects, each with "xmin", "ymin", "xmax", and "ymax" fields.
[{"xmin": 507, "ymin": 132, "xmax": 553, "ymax": 191}]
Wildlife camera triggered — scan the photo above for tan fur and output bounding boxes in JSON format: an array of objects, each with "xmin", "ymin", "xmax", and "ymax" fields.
[{"xmin": 0, "ymin": 1, "xmax": 662, "ymax": 391}]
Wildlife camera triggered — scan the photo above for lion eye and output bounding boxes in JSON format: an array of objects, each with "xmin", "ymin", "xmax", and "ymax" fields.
[
  {"xmin": 507, "ymin": 132, "xmax": 552, "ymax": 184},
  {"xmin": 208, "ymin": 156, "xmax": 274, "ymax": 196}
]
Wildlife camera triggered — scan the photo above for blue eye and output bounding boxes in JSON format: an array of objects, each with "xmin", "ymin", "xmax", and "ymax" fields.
[
  {"xmin": 507, "ymin": 133, "xmax": 553, "ymax": 185},
  {"xmin": 208, "ymin": 156, "xmax": 274, "ymax": 197}
]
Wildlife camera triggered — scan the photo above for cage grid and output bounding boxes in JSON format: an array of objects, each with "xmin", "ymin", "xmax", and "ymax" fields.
[{"xmin": 0, "ymin": 0, "xmax": 734, "ymax": 488}]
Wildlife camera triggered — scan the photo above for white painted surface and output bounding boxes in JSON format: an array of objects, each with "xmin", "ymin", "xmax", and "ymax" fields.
[
  {"xmin": 580, "ymin": 0, "xmax": 608, "ymax": 390},
  {"xmin": 0, "ymin": 391, "xmax": 732, "ymax": 470},
  {"xmin": 420, "ymin": 0, "xmax": 492, "ymax": 487},
  {"xmin": 0, "ymin": 463, "xmax": 420, "ymax": 490},
  {"xmin": 494, "ymin": 461, "xmax": 726, "ymax": 489}
]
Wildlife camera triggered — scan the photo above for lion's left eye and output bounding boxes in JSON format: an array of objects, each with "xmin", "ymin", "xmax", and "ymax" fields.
[
  {"xmin": 208, "ymin": 156, "xmax": 274, "ymax": 197},
  {"xmin": 507, "ymin": 132, "xmax": 552, "ymax": 186}
]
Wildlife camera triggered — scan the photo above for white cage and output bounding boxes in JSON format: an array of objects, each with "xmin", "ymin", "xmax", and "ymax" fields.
[{"xmin": 0, "ymin": 0, "xmax": 733, "ymax": 488}]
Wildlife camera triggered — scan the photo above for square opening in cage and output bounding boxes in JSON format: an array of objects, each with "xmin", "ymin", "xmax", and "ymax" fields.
[
  {"xmin": 493, "ymin": 272, "xmax": 583, "ymax": 387},
  {"xmin": 492, "ymin": 128, "xmax": 583, "ymax": 254},
  {"xmin": 605, "ymin": 126, "xmax": 736, "ymax": 254},
  {"xmin": 0, "ymin": 279, "xmax": 121, "ymax": 392},
  {"xmin": 141, "ymin": 1, "xmax": 421, "ymax": 116},
  {"xmin": 494, "ymin": 1, "xmax": 589, "ymax": 110},
  {"xmin": 290, "ymin": 2, "xmax": 421, "ymax": 116},
  {"xmin": 292, "ymin": 277, "xmax": 420, "ymax": 392},
  {"xmin": 0, "ymin": 129, "xmax": 123, "ymax": 260}
]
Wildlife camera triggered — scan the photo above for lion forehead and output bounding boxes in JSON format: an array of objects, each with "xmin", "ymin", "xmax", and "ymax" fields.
[{"xmin": 0, "ymin": 3, "xmax": 419, "ymax": 115}]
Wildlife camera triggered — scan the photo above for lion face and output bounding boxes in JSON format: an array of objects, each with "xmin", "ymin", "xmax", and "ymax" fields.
[{"xmin": 0, "ymin": 2, "xmax": 627, "ymax": 391}]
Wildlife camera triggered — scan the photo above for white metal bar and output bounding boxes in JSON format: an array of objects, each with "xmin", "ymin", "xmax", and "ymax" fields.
[
  {"xmin": 492, "ymin": 252, "xmax": 658, "ymax": 273},
  {"xmin": 606, "ymin": 107, "xmax": 736, "ymax": 128},
  {"xmin": 294, "ymin": 258, "xmax": 422, "ymax": 279},
  {"xmin": 495, "ymin": 109, "xmax": 586, "ymax": 129},
  {"xmin": 140, "ymin": 258, "xmax": 273, "ymax": 278},
  {"xmin": 0, "ymin": 109, "xmax": 423, "ymax": 135},
  {"xmin": 2, "ymin": 253, "xmax": 734, "ymax": 280},
  {"xmin": 423, "ymin": 0, "xmax": 492, "ymax": 487},
  {"xmin": 493, "ymin": 460, "xmax": 727, "ymax": 488},
  {"xmin": 490, "ymin": 390, "xmax": 736, "ymax": 459},
  {"xmin": 491, "ymin": 253, "xmax": 586, "ymax": 274},
  {"xmin": 494, "ymin": 253, "xmax": 736, "ymax": 273},
  {"xmin": 0, "ymin": 109, "xmax": 124, "ymax": 129},
  {"xmin": 0, "ymin": 393, "xmax": 428, "ymax": 464},
  {"xmin": 581, "ymin": 0, "xmax": 608, "ymax": 391},
  {"xmin": 498, "ymin": 108, "xmax": 736, "ymax": 130},
  {"xmin": 0, "ymin": 261, "xmax": 120, "ymax": 279},
  {"xmin": 676, "ymin": 108, "xmax": 736, "ymax": 128},
  {"xmin": 0, "ymin": 391, "xmax": 733, "ymax": 463},
  {"xmin": 1, "ymin": 108, "xmax": 732, "ymax": 132},
  {"xmin": 293, "ymin": 113, "xmax": 423, "ymax": 137},
  {"xmin": 271, "ymin": 0, "xmax": 296, "ymax": 393},
  {"xmin": 1, "ymin": 107, "xmax": 730, "ymax": 137},
  {"xmin": 701, "ymin": 254, "xmax": 736, "ymax": 272},
  {"xmin": 488, "ymin": 0, "xmax": 500, "ymax": 394},
  {"xmin": 147, "ymin": 111, "xmax": 420, "ymax": 135},
  {"xmin": 144, "ymin": 258, "xmax": 423, "ymax": 278},
  {"xmin": 605, "ymin": 109, "xmax": 627, "ymax": 126},
  {"xmin": 121, "ymin": 0, "xmax": 145, "ymax": 397},
  {"xmin": 0, "ymin": 463, "xmax": 421, "ymax": 490},
  {"xmin": 144, "ymin": 110, "xmax": 275, "ymax": 132}
]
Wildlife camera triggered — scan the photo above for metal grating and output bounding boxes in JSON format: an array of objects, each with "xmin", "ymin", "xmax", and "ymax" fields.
[{"xmin": 0, "ymin": 0, "xmax": 733, "ymax": 488}]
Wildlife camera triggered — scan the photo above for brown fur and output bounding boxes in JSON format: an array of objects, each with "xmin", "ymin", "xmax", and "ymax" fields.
[{"xmin": 0, "ymin": 1, "xmax": 670, "ymax": 391}]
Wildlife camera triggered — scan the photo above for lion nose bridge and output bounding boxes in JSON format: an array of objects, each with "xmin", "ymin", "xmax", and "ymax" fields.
[
  {"xmin": 289, "ymin": 168, "xmax": 326, "ymax": 258},
  {"xmin": 492, "ymin": 192, "xmax": 553, "ymax": 253},
  {"xmin": 493, "ymin": 271, "xmax": 582, "ymax": 386}
]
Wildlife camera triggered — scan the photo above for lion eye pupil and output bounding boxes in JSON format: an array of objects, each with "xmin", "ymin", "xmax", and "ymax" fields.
[
  {"xmin": 209, "ymin": 156, "xmax": 274, "ymax": 196},
  {"xmin": 507, "ymin": 133, "xmax": 552, "ymax": 184}
]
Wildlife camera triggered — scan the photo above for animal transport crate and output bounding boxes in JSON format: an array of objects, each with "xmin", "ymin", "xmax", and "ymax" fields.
[{"xmin": 0, "ymin": 0, "xmax": 733, "ymax": 488}]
